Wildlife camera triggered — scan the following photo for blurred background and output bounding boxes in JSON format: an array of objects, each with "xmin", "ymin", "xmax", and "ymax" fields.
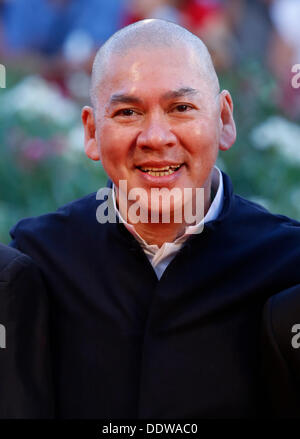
[{"xmin": 0, "ymin": 0, "xmax": 300, "ymax": 243}]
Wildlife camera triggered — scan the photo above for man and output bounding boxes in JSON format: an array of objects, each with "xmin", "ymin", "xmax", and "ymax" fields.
[
  {"xmin": 10, "ymin": 19, "xmax": 300, "ymax": 418},
  {"xmin": 0, "ymin": 243, "xmax": 53, "ymax": 418}
]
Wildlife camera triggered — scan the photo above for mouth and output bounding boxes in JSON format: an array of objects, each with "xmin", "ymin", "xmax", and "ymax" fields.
[{"xmin": 137, "ymin": 163, "xmax": 183, "ymax": 177}]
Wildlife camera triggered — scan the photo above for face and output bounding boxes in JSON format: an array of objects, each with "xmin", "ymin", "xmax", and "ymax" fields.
[{"xmin": 82, "ymin": 45, "xmax": 236, "ymax": 219}]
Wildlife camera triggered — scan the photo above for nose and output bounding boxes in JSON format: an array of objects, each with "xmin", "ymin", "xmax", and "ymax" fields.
[{"xmin": 136, "ymin": 112, "xmax": 177, "ymax": 150}]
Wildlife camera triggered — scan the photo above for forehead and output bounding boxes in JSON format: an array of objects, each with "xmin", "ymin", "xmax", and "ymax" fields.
[{"xmin": 96, "ymin": 46, "xmax": 212, "ymax": 104}]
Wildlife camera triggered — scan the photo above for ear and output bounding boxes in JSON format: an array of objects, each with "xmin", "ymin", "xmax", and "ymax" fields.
[
  {"xmin": 219, "ymin": 90, "xmax": 236, "ymax": 151},
  {"xmin": 81, "ymin": 106, "xmax": 101, "ymax": 161}
]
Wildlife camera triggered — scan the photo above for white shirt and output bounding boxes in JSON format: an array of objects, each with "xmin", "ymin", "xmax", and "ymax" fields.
[{"xmin": 112, "ymin": 166, "xmax": 224, "ymax": 279}]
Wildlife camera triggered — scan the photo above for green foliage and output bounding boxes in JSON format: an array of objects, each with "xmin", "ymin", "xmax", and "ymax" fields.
[
  {"xmin": 0, "ymin": 73, "xmax": 107, "ymax": 243},
  {"xmin": 219, "ymin": 60, "xmax": 300, "ymax": 220}
]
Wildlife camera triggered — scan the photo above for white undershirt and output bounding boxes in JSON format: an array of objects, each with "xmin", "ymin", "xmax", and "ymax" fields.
[{"xmin": 112, "ymin": 166, "xmax": 224, "ymax": 279}]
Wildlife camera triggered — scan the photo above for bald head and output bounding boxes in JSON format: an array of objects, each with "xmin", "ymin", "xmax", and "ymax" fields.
[{"xmin": 90, "ymin": 19, "xmax": 219, "ymax": 108}]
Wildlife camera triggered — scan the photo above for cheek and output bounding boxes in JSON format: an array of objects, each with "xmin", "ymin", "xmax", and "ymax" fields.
[
  {"xmin": 98, "ymin": 124, "xmax": 128, "ymax": 166},
  {"xmin": 182, "ymin": 122, "xmax": 220, "ymax": 157},
  {"xmin": 180, "ymin": 122, "xmax": 220, "ymax": 173},
  {"xmin": 181, "ymin": 117, "xmax": 220, "ymax": 144}
]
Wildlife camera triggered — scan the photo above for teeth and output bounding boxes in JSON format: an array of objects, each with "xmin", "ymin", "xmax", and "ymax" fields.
[
  {"xmin": 140, "ymin": 164, "xmax": 181, "ymax": 174},
  {"xmin": 147, "ymin": 169, "xmax": 176, "ymax": 176}
]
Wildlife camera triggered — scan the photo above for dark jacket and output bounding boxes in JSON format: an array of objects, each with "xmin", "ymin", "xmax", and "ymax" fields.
[
  {"xmin": 0, "ymin": 243, "xmax": 54, "ymax": 418},
  {"xmin": 262, "ymin": 284, "xmax": 300, "ymax": 418},
  {"xmin": 9, "ymin": 172, "xmax": 300, "ymax": 418}
]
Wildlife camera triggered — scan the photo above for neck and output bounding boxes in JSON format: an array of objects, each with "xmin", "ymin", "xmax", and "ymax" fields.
[
  {"xmin": 133, "ymin": 221, "xmax": 187, "ymax": 248},
  {"xmin": 115, "ymin": 172, "xmax": 214, "ymax": 248}
]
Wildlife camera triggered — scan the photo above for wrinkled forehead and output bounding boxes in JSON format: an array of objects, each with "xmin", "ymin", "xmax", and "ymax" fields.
[{"xmin": 92, "ymin": 45, "xmax": 218, "ymax": 106}]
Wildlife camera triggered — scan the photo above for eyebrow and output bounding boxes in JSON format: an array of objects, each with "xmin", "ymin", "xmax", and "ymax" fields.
[
  {"xmin": 162, "ymin": 87, "xmax": 199, "ymax": 100},
  {"xmin": 109, "ymin": 87, "xmax": 199, "ymax": 106},
  {"xmin": 109, "ymin": 94, "xmax": 142, "ymax": 105}
]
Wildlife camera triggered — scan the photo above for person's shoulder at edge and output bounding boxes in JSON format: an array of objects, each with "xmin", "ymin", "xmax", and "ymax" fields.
[
  {"xmin": 0, "ymin": 242, "xmax": 54, "ymax": 418},
  {"xmin": 0, "ymin": 242, "xmax": 33, "ymax": 278},
  {"xmin": 261, "ymin": 283, "xmax": 300, "ymax": 419}
]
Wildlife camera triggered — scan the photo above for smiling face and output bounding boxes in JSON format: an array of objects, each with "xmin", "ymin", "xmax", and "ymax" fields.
[{"xmin": 82, "ymin": 45, "xmax": 236, "ymax": 220}]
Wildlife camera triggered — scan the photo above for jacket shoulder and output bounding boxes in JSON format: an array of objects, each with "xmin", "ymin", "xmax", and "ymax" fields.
[
  {"xmin": 229, "ymin": 194, "xmax": 300, "ymax": 244},
  {"xmin": 10, "ymin": 192, "xmax": 98, "ymax": 246},
  {"xmin": 235, "ymin": 194, "xmax": 300, "ymax": 227}
]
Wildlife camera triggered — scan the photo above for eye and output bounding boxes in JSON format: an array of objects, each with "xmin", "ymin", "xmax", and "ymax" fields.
[
  {"xmin": 114, "ymin": 108, "xmax": 137, "ymax": 117},
  {"xmin": 172, "ymin": 104, "xmax": 193, "ymax": 113}
]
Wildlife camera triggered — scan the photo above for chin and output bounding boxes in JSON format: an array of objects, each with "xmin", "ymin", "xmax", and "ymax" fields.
[{"xmin": 142, "ymin": 196, "xmax": 185, "ymax": 224}]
